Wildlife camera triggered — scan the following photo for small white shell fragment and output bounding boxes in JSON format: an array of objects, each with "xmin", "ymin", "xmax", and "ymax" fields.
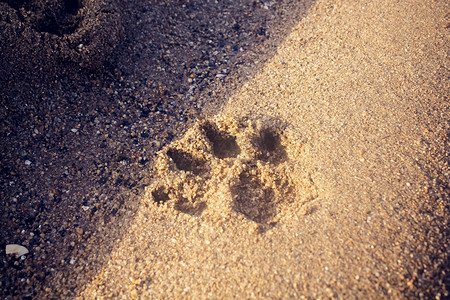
[{"xmin": 6, "ymin": 244, "xmax": 29, "ymax": 258}]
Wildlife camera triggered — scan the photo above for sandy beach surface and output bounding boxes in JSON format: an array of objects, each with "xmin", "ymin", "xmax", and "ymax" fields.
[{"xmin": 1, "ymin": 0, "xmax": 449, "ymax": 298}]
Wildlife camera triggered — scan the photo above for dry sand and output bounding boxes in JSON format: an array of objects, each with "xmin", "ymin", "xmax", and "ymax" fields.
[{"xmin": 77, "ymin": 0, "xmax": 449, "ymax": 298}]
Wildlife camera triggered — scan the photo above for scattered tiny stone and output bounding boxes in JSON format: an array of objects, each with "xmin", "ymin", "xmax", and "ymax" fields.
[
  {"xmin": 25, "ymin": 160, "xmax": 31, "ymax": 165},
  {"xmin": 71, "ymin": 128, "xmax": 78, "ymax": 133},
  {"xmin": 82, "ymin": 205, "xmax": 90, "ymax": 211}
]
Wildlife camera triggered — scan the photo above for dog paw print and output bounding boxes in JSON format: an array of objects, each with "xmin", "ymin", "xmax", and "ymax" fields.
[{"xmin": 144, "ymin": 117, "xmax": 317, "ymax": 231}]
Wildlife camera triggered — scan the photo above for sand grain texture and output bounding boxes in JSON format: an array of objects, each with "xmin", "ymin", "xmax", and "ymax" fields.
[{"xmin": 79, "ymin": 0, "xmax": 449, "ymax": 298}]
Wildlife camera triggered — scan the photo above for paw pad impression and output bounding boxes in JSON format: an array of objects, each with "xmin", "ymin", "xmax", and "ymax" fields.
[{"xmin": 143, "ymin": 116, "xmax": 317, "ymax": 232}]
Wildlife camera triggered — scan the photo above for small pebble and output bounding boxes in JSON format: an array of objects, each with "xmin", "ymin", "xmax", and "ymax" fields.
[{"xmin": 6, "ymin": 244, "xmax": 29, "ymax": 258}]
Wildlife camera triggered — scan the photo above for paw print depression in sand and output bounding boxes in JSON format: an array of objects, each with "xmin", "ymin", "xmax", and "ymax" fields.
[{"xmin": 143, "ymin": 116, "xmax": 317, "ymax": 233}]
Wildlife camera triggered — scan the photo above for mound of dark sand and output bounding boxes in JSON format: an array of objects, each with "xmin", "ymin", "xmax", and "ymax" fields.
[{"xmin": 0, "ymin": 0, "xmax": 123, "ymax": 76}]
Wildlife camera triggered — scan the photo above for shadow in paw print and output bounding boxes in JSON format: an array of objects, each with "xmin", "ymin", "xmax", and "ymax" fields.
[
  {"xmin": 253, "ymin": 128, "xmax": 287, "ymax": 165},
  {"xmin": 174, "ymin": 198, "xmax": 207, "ymax": 216},
  {"xmin": 231, "ymin": 170, "xmax": 276, "ymax": 224},
  {"xmin": 167, "ymin": 148, "xmax": 208, "ymax": 175},
  {"xmin": 202, "ymin": 122, "xmax": 241, "ymax": 159},
  {"xmin": 64, "ymin": 0, "xmax": 81, "ymax": 14},
  {"xmin": 152, "ymin": 187, "xmax": 170, "ymax": 206}
]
